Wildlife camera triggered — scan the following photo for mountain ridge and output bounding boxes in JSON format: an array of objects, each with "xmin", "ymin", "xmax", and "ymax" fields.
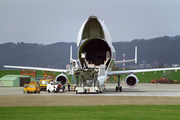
[{"xmin": 1, "ymin": 35, "xmax": 180, "ymax": 69}]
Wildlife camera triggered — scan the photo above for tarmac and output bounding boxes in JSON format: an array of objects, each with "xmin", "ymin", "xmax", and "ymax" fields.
[
  {"xmin": 0, "ymin": 83, "xmax": 180, "ymax": 96},
  {"xmin": 0, "ymin": 83, "xmax": 180, "ymax": 106}
]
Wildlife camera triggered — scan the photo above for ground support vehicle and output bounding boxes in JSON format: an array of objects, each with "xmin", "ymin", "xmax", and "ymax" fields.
[
  {"xmin": 47, "ymin": 81, "xmax": 65, "ymax": 93},
  {"xmin": 75, "ymin": 86, "xmax": 99, "ymax": 94},
  {"xmin": 40, "ymin": 78, "xmax": 54, "ymax": 91},
  {"xmin": 23, "ymin": 84, "xmax": 28, "ymax": 93},
  {"xmin": 74, "ymin": 69, "xmax": 101, "ymax": 94},
  {"xmin": 26, "ymin": 81, "xmax": 41, "ymax": 94}
]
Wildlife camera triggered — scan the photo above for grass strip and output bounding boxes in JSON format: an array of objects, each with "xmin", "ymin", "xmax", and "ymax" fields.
[{"xmin": 0, "ymin": 105, "xmax": 180, "ymax": 120}]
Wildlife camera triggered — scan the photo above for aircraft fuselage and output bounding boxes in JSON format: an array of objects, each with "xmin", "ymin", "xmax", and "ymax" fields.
[{"xmin": 77, "ymin": 16, "xmax": 116, "ymax": 87}]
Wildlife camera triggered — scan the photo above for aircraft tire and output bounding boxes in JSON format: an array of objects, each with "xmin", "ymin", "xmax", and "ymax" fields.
[
  {"xmin": 115, "ymin": 86, "xmax": 118, "ymax": 92},
  {"xmin": 120, "ymin": 86, "xmax": 122, "ymax": 92}
]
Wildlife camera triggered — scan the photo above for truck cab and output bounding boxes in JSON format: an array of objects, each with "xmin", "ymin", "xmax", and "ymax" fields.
[{"xmin": 40, "ymin": 76, "xmax": 54, "ymax": 91}]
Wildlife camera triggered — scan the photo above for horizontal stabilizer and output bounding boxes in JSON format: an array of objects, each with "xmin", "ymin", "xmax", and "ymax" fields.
[{"xmin": 115, "ymin": 46, "xmax": 137, "ymax": 64}]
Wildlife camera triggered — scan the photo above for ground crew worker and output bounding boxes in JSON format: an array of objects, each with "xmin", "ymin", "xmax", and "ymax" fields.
[{"xmin": 68, "ymin": 82, "xmax": 70, "ymax": 91}]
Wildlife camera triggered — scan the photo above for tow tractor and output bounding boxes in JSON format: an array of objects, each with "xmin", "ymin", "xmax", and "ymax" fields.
[{"xmin": 47, "ymin": 81, "xmax": 65, "ymax": 93}]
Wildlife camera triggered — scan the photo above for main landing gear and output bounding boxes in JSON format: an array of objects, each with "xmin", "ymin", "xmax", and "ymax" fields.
[
  {"xmin": 116, "ymin": 75, "xmax": 122, "ymax": 92},
  {"xmin": 116, "ymin": 86, "xmax": 122, "ymax": 92}
]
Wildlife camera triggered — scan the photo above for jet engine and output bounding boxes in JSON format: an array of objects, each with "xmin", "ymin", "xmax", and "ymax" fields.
[
  {"xmin": 55, "ymin": 73, "xmax": 68, "ymax": 86},
  {"xmin": 125, "ymin": 74, "xmax": 139, "ymax": 87}
]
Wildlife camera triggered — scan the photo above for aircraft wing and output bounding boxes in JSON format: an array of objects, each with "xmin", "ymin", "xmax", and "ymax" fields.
[
  {"xmin": 4, "ymin": 65, "xmax": 67, "ymax": 73},
  {"xmin": 107, "ymin": 67, "xmax": 180, "ymax": 76}
]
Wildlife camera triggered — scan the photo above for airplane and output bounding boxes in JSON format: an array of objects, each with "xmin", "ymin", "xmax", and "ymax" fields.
[{"xmin": 4, "ymin": 16, "xmax": 180, "ymax": 93}]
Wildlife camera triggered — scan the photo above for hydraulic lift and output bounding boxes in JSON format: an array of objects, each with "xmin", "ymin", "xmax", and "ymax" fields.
[{"xmin": 74, "ymin": 69, "xmax": 100, "ymax": 94}]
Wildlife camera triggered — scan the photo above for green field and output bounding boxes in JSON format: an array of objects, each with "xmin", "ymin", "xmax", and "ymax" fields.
[
  {"xmin": 0, "ymin": 70, "xmax": 60, "ymax": 78},
  {"xmin": 132, "ymin": 70, "xmax": 180, "ymax": 82},
  {"xmin": 0, "ymin": 70, "xmax": 21, "ymax": 78},
  {"xmin": 1, "ymin": 70, "xmax": 180, "ymax": 83},
  {"xmin": 107, "ymin": 70, "xmax": 180, "ymax": 83},
  {"xmin": 1, "ymin": 70, "xmax": 180, "ymax": 119},
  {"xmin": 0, "ymin": 105, "xmax": 180, "ymax": 120}
]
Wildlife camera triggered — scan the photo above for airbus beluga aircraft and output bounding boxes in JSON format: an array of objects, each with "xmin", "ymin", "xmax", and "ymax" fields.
[{"xmin": 4, "ymin": 16, "xmax": 180, "ymax": 93}]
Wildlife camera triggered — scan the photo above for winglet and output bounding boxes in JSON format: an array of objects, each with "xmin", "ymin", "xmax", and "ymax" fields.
[
  {"xmin": 70, "ymin": 46, "xmax": 72, "ymax": 63},
  {"xmin": 134, "ymin": 46, "xmax": 137, "ymax": 63}
]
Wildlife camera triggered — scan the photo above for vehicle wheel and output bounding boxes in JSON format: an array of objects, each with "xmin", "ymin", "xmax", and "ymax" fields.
[
  {"xmin": 48, "ymin": 89, "xmax": 50, "ymax": 93},
  {"xmin": 76, "ymin": 90, "xmax": 78, "ymax": 94},
  {"xmin": 96, "ymin": 90, "xmax": 99, "ymax": 94},
  {"xmin": 120, "ymin": 86, "xmax": 122, "ymax": 92},
  {"xmin": 56, "ymin": 88, "xmax": 59, "ymax": 93},
  {"xmin": 38, "ymin": 91, "xmax": 40, "ymax": 94}
]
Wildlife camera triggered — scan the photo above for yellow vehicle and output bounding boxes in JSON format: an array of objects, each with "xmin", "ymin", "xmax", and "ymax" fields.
[
  {"xmin": 40, "ymin": 77, "xmax": 54, "ymax": 91},
  {"xmin": 26, "ymin": 81, "xmax": 41, "ymax": 94},
  {"xmin": 23, "ymin": 84, "xmax": 28, "ymax": 93}
]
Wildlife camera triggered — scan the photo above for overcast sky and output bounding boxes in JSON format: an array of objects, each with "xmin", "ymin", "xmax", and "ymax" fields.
[{"xmin": 1, "ymin": 0, "xmax": 180, "ymax": 45}]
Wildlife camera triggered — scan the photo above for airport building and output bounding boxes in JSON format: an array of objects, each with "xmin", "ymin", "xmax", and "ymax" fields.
[{"xmin": 0, "ymin": 75, "xmax": 36, "ymax": 87}]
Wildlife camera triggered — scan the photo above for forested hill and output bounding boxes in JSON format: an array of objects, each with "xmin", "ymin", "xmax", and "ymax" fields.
[
  {"xmin": 0, "ymin": 35, "xmax": 180, "ymax": 70},
  {"xmin": 113, "ymin": 35, "xmax": 180, "ymax": 68}
]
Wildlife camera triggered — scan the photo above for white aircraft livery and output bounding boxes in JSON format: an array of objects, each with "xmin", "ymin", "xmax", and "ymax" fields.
[{"xmin": 4, "ymin": 16, "xmax": 180, "ymax": 93}]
